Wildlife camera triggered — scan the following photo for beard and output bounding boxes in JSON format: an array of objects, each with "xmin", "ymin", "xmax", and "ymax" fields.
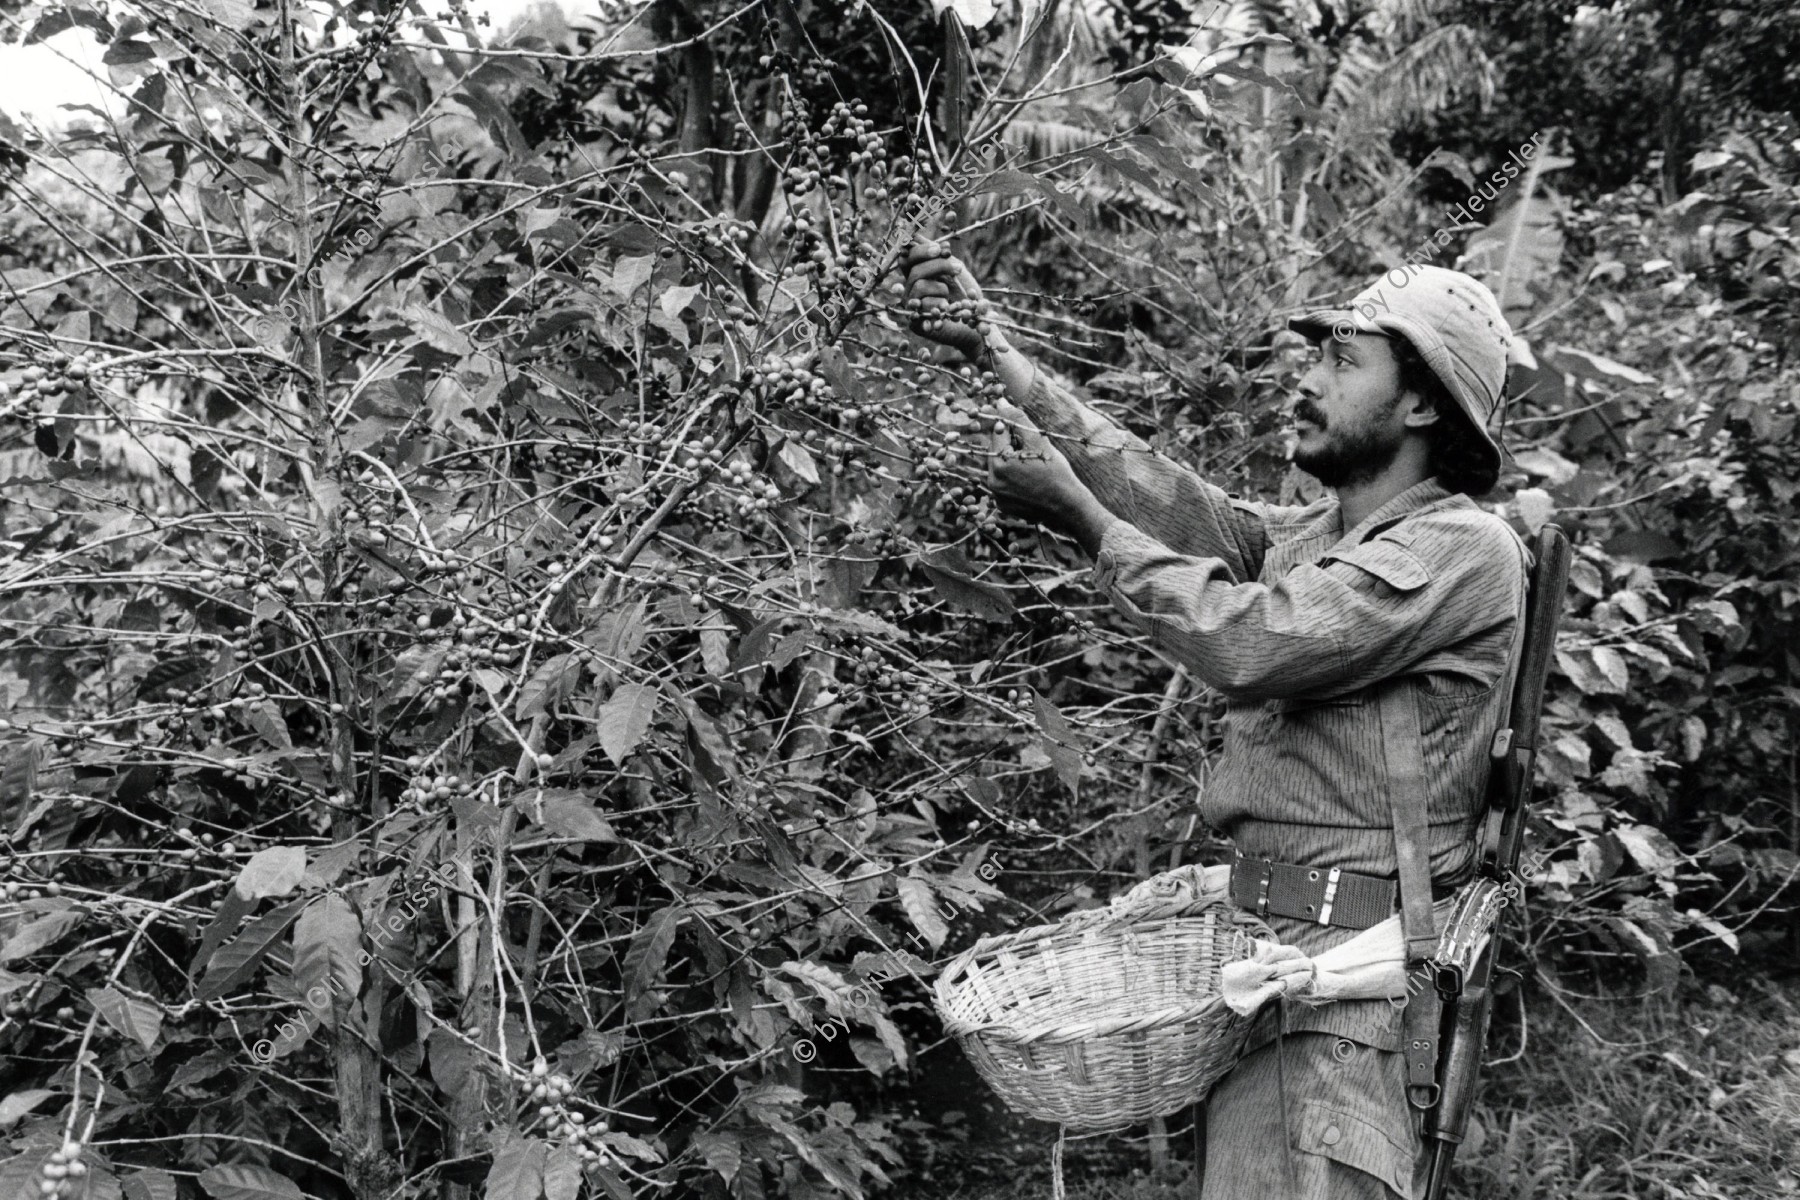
[{"xmin": 1292, "ymin": 404, "xmax": 1406, "ymax": 489}]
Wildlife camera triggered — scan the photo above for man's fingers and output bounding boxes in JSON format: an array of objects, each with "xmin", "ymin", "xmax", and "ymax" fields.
[
  {"xmin": 906, "ymin": 240, "xmax": 969, "ymax": 281},
  {"xmin": 903, "ymin": 241, "xmax": 951, "ymax": 274},
  {"xmin": 990, "ymin": 403, "xmax": 1048, "ymax": 455},
  {"xmin": 905, "ymin": 261, "xmax": 964, "ymax": 296},
  {"xmin": 949, "ymin": 258, "xmax": 985, "ymax": 295},
  {"xmin": 905, "ymin": 249, "xmax": 981, "ymax": 302},
  {"xmin": 986, "ymin": 410, "xmax": 1026, "ymax": 455},
  {"xmin": 904, "ymin": 250, "xmax": 985, "ymax": 352},
  {"xmin": 904, "ymin": 238, "xmax": 945, "ymax": 265},
  {"xmin": 987, "ymin": 420, "xmax": 1016, "ymax": 456},
  {"xmin": 987, "ymin": 464, "xmax": 1035, "ymax": 516}
]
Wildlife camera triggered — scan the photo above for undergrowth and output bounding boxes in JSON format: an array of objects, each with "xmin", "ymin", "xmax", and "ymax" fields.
[
  {"xmin": 1453, "ymin": 971, "xmax": 1800, "ymax": 1199},
  {"xmin": 891, "ymin": 970, "xmax": 1800, "ymax": 1200}
]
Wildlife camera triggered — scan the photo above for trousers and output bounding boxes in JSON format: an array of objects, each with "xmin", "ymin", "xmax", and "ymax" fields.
[{"xmin": 1200, "ymin": 1001, "xmax": 1429, "ymax": 1200}]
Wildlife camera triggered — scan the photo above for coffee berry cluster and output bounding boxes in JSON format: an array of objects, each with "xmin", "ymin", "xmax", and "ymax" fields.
[
  {"xmin": 413, "ymin": 605, "xmax": 537, "ymax": 710},
  {"xmin": 649, "ymin": 427, "xmax": 730, "ymax": 476},
  {"xmin": 341, "ymin": 486, "xmax": 401, "ymax": 533},
  {"xmin": 698, "ymin": 216, "xmax": 755, "ymax": 257},
  {"xmin": 1, "ymin": 853, "xmax": 65, "ymax": 904},
  {"xmin": 726, "ymin": 463, "xmax": 783, "ymax": 517},
  {"xmin": 902, "ymin": 417, "xmax": 974, "ymax": 483},
  {"xmin": 746, "ymin": 354, "xmax": 833, "ymax": 423},
  {"xmin": 780, "ymin": 204, "xmax": 841, "ymax": 281},
  {"xmin": 312, "ymin": 14, "xmax": 398, "ymax": 63},
  {"xmin": 527, "ymin": 436, "xmax": 594, "ymax": 471},
  {"xmin": 845, "ymin": 643, "xmax": 893, "ymax": 690},
  {"xmin": 524, "ymin": 1059, "xmax": 615, "ymax": 1165},
  {"xmin": 196, "ymin": 548, "xmax": 302, "ymax": 602},
  {"xmin": 930, "ymin": 483, "xmax": 1001, "ymax": 535},
  {"xmin": 173, "ymin": 827, "xmax": 239, "ymax": 859},
  {"xmin": 819, "ymin": 100, "xmax": 888, "ymax": 196},
  {"xmin": 35, "ymin": 1140, "xmax": 86, "ymax": 1197},
  {"xmin": 3, "ymin": 349, "xmax": 95, "ymax": 404},
  {"xmin": 319, "ymin": 162, "xmax": 386, "ymax": 207},
  {"xmin": 399, "ymin": 763, "xmax": 475, "ymax": 807},
  {"xmin": 841, "ymin": 526, "xmax": 909, "ymax": 557},
  {"xmin": 3, "ymin": 349, "xmax": 148, "ymax": 431},
  {"xmin": 905, "ymin": 295, "xmax": 992, "ymax": 346},
  {"xmin": 431, "ymin": 0, "xmax": 485, "ymax": 25},
  {"xmin": 777, "ymin": 91, "xmax": 828, "ymax": 200}
]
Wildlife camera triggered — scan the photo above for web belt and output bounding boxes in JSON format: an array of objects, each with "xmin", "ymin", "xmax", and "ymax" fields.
[{"xmin": 1227, "ymin": 853, "xmax": 1399, "ymax": 931}]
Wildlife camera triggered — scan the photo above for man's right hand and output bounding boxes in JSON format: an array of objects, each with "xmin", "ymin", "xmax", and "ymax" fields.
[{"xmin": 902, "ymin": 240, "xmax": 988, "ymax": 359}]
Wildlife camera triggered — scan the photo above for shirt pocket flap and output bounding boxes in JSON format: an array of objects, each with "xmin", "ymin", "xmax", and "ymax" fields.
[
  {"xmin": 1265, "ymin": 693, "xmax": 1367, "ymax": 715},
  {"xmin": 1328, "ymin": 539, "xmax": 1432, "ymax": 593},
  {"xmin": 1293, "ymin": 1098, "xmax": 1416, "ymax": 1199}
]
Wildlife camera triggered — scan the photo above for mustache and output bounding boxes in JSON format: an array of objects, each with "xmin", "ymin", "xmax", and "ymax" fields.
[{"xmin": 1292, "ymin": 402, "xmax": 1326, "ymax": 427}]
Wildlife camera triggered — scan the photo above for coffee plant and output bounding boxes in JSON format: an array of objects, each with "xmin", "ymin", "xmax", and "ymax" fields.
[
  {"xmin": 0, "ymin": 1, "xmax": 1791, "ymax": 1199},
  {"xmin": 0, "ymin": 2, "xmax": 1297, "ymax": 1198}
]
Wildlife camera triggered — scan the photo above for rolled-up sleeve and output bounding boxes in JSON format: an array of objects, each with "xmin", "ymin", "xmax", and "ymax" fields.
[
  {"xmin": 1018, "ymin": 367, "xmax": 1306, "ymax": 584},
  {"xmin": 1090, "ymin": 512, "xmax": 1526, "ymax": 702}
]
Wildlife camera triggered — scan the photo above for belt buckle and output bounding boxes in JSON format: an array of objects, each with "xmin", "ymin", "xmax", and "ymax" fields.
[
  {"xmin": 1230, "ymin": 852, "xmax": 1273, "ymax": 918},
  {"xmin": 1246, "ymin": 855, "xmax": 1273, "ymax": 917},
  {"xmin": 1317, "ymin": 867, "xmax": 1342, "ymax": 926}
]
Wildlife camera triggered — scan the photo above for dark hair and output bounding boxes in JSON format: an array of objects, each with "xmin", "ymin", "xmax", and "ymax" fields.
[{"xmin": 1391, "ymin": 337, "xmax": 1500, "ymax": 496}]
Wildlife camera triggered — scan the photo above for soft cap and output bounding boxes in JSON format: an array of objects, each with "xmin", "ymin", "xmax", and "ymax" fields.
[{"xmin": 1290, "ymin": 265, "xmax": 1513, "ymax": 487}]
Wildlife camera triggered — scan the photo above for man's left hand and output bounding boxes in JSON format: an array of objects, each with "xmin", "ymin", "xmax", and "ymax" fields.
[{"xmin": 987, "ymin": 404, "xmax": 1107, "ymax": 545}]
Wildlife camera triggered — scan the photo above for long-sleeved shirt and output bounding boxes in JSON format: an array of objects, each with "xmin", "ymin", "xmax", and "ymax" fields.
[{"xmin": 1017, "ymin": 365, "xmax": 1529, "ymax": 1048}]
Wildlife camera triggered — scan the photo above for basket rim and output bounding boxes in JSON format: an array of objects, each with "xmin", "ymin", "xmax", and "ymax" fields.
[
  {"xmin": 933, "ymin": 893, "xmax": 1270, "ymax": 992},
  {"xmin": 941, "ymin": 994, "xmax": 1232, "ymax": 1044}
]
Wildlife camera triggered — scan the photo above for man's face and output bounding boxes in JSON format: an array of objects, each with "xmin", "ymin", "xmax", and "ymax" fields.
[{"xmin": 1289, "ymin": 333, "xmax": 1414, "ymax": 489}]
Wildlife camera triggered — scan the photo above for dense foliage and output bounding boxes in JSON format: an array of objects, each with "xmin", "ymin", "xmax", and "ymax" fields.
[{"xmin": 0, "ymin": 2, "xmax": 1793, "ymax": 1199}]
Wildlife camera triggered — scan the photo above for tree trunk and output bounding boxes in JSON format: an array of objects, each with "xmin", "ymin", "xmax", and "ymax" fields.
[
  {"xmin": 669, "ymin": 0, "xmax": 719, "ymax": 203},
  {"xmin": 1136, "ymin": 665, "xmax": 1189, "ymax": 1180},
  {"xmin": 445, "ymin": 812, "xmax": 503, "ymax": 1200},
  {"xmin": 277, "ymin": 0, "xmax": 396, "ymax": 1192},
  {"xmin": 1789, "ymin": 702, "xmax": 1799, "ymax": 963},
  {"xmin": 1657, "ymin": 52, "xmax": 1689, "ymax": 205}
]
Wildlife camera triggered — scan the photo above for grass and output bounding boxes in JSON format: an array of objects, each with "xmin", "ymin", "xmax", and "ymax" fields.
[
  {"xmin": 1451, "ymin": 970, "xmax": 1800, "ymax": 1199},
  {"xmin": 885, "ymin": 968, "xmax": 1800, "ymax": 1200}
]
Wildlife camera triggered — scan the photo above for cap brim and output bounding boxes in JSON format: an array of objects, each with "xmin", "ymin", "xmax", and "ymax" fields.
[{"xmin": 1288, "ymin": 308, "xmax": 1388, "ymax": 341}]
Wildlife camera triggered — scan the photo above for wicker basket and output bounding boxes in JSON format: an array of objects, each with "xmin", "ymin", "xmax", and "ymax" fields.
[{"xmin": 932, "ymin": 888, "xmax": 1273, "ymax": 1133}]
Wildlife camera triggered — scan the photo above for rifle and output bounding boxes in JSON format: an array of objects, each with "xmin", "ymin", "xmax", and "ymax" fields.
[{"xmin": 1422, "ymin": 522, "xmax": 1572, "ymax": 1200}]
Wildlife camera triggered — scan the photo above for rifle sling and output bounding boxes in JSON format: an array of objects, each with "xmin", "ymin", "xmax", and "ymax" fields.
[
  {"xmin": 1377, "ymin": 678, "xmax": 1443, "ymax": 1107},
  {"xmin": 1378, "ymin": 679, "xmax": 1438, "ymax": 969},
  {"xmin": 1382, "ymin": 529, "xmax": 1532, "ymax": 1112}
]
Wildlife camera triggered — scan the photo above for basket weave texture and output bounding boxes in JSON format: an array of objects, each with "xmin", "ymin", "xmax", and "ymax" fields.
[{"xmin": 932, "ymin": 889, "xmax": 1273, "ymax": 1133}]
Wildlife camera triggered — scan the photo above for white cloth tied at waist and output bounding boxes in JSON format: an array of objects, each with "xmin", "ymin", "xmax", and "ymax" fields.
[{"xmin": 1112, "ymin": 864, "xmax": 1510, "ymax": 1017}]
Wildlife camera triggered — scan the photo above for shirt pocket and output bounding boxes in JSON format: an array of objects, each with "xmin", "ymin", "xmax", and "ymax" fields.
[
  {"xmin": 1292, "ymin": 1097, "xmax": 1419, "ymax": 1199},
  {"xmin": 1323, "ymin": 539, "xmax": 1433, "ymax": 597},
  {"xmin": 1282, "ymin": 995, "xmax": 1404, "ymax": 1050}
]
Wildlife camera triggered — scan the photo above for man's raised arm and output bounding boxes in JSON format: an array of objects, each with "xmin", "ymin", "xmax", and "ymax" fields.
[{"xmin": 902, "ymin": 241, "xmax": 1288, "ymax": 583}]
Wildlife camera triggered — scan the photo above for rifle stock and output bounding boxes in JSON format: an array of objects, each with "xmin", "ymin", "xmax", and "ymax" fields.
[
  {"xmin": 1424, "ymin": 523, "xmax": 1572, "ymax": 1200},
  {"xmin": 1479, "ymin": 524, "xmax": 1572, "ymax": 876}
]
